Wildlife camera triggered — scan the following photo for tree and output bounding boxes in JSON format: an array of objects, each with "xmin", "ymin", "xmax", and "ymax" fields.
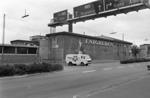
[{"xmin": 131, "ymin": 45, "xmax": 140, "ymax": 59}]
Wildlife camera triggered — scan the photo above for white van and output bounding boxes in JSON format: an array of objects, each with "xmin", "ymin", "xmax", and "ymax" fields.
[{"xmin": 65, "ymin": 54, "xmax": 92, "ymax": 66}]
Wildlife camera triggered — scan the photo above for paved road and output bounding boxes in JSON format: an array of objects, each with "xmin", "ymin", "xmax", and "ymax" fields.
[
  {"xmin": 0, "ymin": 62, "xmax": 149, "ymax": 98},
  {"xmin": 87, "ymin": 75, "xmax": 150, "ymax": 98}
]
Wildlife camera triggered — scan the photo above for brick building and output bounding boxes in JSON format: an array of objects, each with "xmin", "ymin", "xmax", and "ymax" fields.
[
  {"xmin": 40, "ymin": 32, "xmax": 132, "ymax": 64},
  {"xmin": 0, "ymin": 44, "xmax": 38, "ymax": 64},
  {"xmin": 140, "ymin": 44, "xmax": 150, "ymax": 58}
]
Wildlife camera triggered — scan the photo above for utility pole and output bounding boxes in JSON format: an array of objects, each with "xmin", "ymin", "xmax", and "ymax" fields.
[
  {"xmin": 2, "ymin": 14, "xmax": 6, "ymax": 45},
  {"xmin": 68, "ymin": 22, "xmax": 73, "ymax": 33},
  {"xmin": 1, "ymin": 14, "xmax": 6, "ymax": 65}
]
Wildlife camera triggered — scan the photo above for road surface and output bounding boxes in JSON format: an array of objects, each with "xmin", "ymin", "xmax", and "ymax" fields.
[{"xmin": 0, "ymin": 62, "xmax": 149, "ymax": 98}]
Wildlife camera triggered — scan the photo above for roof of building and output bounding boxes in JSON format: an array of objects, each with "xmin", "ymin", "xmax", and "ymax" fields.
[
  {"xmin": 140, "ymin": 44, "xmax": 150, "ymax": 46},
  {"xmin": 10, "ymin": 40, "xmax": 36, "ymax": 43},
  {"xmin": 0, "ymin": 44, "xmax": 38, "ymax": 48},
  {"xmin": 31, "ymin": 35, "xmax": 45, "ymax": 37},
  {"xmin": 10, "ymin": 39, "xmax": 39, "ymax": 45},
  {"xmin": 30, "ymin": 35, "xmax": 46, "ymax": 39},
  {"xmin": 46, "ymin": 31, "xmax": 132, "ymax": 45},
  {"xmin": 97, "ymin": 35, "xmax": 123, "ymax": 41}
]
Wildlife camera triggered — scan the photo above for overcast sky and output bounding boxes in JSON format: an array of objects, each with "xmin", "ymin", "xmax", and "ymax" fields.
[{"xmin": 0, "ymin": 0, "xmax": 150, "ymax": 46}]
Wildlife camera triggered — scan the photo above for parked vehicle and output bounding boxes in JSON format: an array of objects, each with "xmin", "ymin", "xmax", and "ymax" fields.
[{"xmin": 65, "ymin": 54, "xmax": 92, "ymax": 66}]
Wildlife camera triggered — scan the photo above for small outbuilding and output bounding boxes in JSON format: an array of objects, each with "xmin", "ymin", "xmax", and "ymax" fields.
[{"xmin": 140, "ymin": 44, "xmax": 150, "ymax": 58}]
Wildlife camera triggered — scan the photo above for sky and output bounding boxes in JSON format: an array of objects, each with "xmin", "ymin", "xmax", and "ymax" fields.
[{"xmin": 0, "ymin": 0, "xmax": 150, "ymax": 46}]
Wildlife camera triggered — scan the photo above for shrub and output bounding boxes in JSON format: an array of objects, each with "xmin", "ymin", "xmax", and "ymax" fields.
[
  {"xmin": 14, "ymin": 64, "xmax": 27, "ymax": 71},
  {"xmin": 120, "ymin": 58, "xmax": 150, "ymax": 64},
  {"xmin": 0, "ymin": 65, "xmax": 15, "ymax": 77},
  {"xmin": 14, "ymin": 64, "xmax": 27, "ymax": 75},
  {"xmin": 26, "ymin": 63, "xmax": 44, "ymax": 74},
  {"xmin": 26, "ymin": 63, "xmax": 63, "ymax": 74},
  {"xmin": 49, "ymin": 64, "xmax": 64, "ymax": 71},
  {"xmin": 0, "ymin": 63, "xmax": 64, "ymax": 77}
]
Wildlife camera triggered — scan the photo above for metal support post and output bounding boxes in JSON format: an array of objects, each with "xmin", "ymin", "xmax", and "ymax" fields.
[{"xmin": 68, "ymin": 22, "xmax": 73, "ymax": 33}]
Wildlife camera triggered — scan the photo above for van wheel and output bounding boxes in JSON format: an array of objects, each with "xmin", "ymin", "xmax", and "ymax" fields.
[
  {"xmin": 80, "ymin": 62, "xmax": 85, "ymax": 66},
  {"xmin": 68, "ymin": 62, "xmax": 73, "ymax": 66}
]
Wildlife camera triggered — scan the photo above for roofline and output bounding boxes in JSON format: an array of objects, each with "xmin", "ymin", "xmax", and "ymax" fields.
[
  {"xmin": 140, "ymin": 44, "xmax": 150, "ymax": 46},
  {"xmin": 0, "ymin": 44, "xmax": 39, "ymax": 48},
  {"xmin": 10, "ymin": 40, "xmax": 37, "ymax": 43},
  {"xmin": 10, "ymin": 40, "xmax": 40, "ymax": 46},
  {"xmin": 46, "ymin": 32, "xmax": 132, "ymax": 45},
  {"xmin": 30, "ymin": 35, "xmax": 45, "ymax": 37}
]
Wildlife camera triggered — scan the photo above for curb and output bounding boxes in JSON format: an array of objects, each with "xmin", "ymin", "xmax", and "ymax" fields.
[
  {"xmin": 0, "ymin": 74, "xmax": 29, "ymax": 80},
  {"xmin": 0, "ymin": 73, "xmax": 49, "ymax": 80},
  {"xmin": 0, "ymin": 70, "xmax": 64, "ymax": 80}
]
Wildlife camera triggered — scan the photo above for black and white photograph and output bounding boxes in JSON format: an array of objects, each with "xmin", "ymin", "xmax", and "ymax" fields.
[{"xmin": 0, "ymin": 0, "xmax": 150, "ymax": 98}]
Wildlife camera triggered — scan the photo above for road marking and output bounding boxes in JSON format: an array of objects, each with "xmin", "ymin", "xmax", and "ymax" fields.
[
  {"xmin": 27, "ymin": 84, "xmax": 32, "ymax": 89},
  {"xmin": 117, "ymin": 66, "xmax": 125, "ymax": 69},
  {"xmin": 82, "ymin": 70, "xmax": 96, "ymax": 73},
  {"xmin": 128, "ymin": 65, "xmax": 134, "ymax": 67},
  {"xmin": 73, "ymin": 95, "xmax": 78, "ymax": 98},
  {"xmin": 103, "ymin": 67, "xmax": 112, "ymax": 71}
]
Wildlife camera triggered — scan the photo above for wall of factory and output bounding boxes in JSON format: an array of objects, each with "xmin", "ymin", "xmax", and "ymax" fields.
[{"xmin": 40, "ymin": 34, "xmax": 131, "ymax": 64}]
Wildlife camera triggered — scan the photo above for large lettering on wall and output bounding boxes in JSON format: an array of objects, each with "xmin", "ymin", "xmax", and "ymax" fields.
[{"xmin": 85, "ymin": 39, "xmax": 113, "ymax": 46}]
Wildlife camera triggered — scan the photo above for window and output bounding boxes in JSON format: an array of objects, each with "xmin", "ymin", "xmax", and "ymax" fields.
[
  {"xmin": 81, "ymin": 56, "xmax": 85, "ymax": 59},
  {"xmin": 84, "ymin": 4, "xmax": 91, "ymax": 9},
  {"xmin": 0, "ymin": 46, "xmax": 2, "ymax": 53},
  {"xmin": 17, "ymin": 47, "xmax": 28, "ymax": 54},
  {"xmin": 147, "ymin": 46, "xmax": 150, "ymax": 55},
  {"xmin": 28, "ymin": 48, "xmax": 37, "ymax": 54},
  {"xmin": 73, "ymin": 56, "xmax": 78, "ymax": 61},
  {"xmin": 3, "ymin": 46, "xmax": 15, "ymax": 54}
]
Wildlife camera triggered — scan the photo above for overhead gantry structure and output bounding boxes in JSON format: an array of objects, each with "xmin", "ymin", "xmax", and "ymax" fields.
[{"xmin": 48, "ymin": 0, "xmax": 150, "ymax": 33}]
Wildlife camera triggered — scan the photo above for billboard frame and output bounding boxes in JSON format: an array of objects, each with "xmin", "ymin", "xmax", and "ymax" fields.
[
  {"xmin": 48, "ymin": 0, "xmax": 150, "ymax": 27},
  {"xmin": 53, "ymin": 10, "xmax": 68, "ymax": 23}
]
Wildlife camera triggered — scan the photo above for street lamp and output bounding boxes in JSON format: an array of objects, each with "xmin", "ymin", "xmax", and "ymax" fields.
[
  {"xmin": 22, "ymin": 9, "xmax": 29, "ymax": 18},
  {"xmin": 110, "ymin": 32, "xmax": 125, "ymax": 41}
]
